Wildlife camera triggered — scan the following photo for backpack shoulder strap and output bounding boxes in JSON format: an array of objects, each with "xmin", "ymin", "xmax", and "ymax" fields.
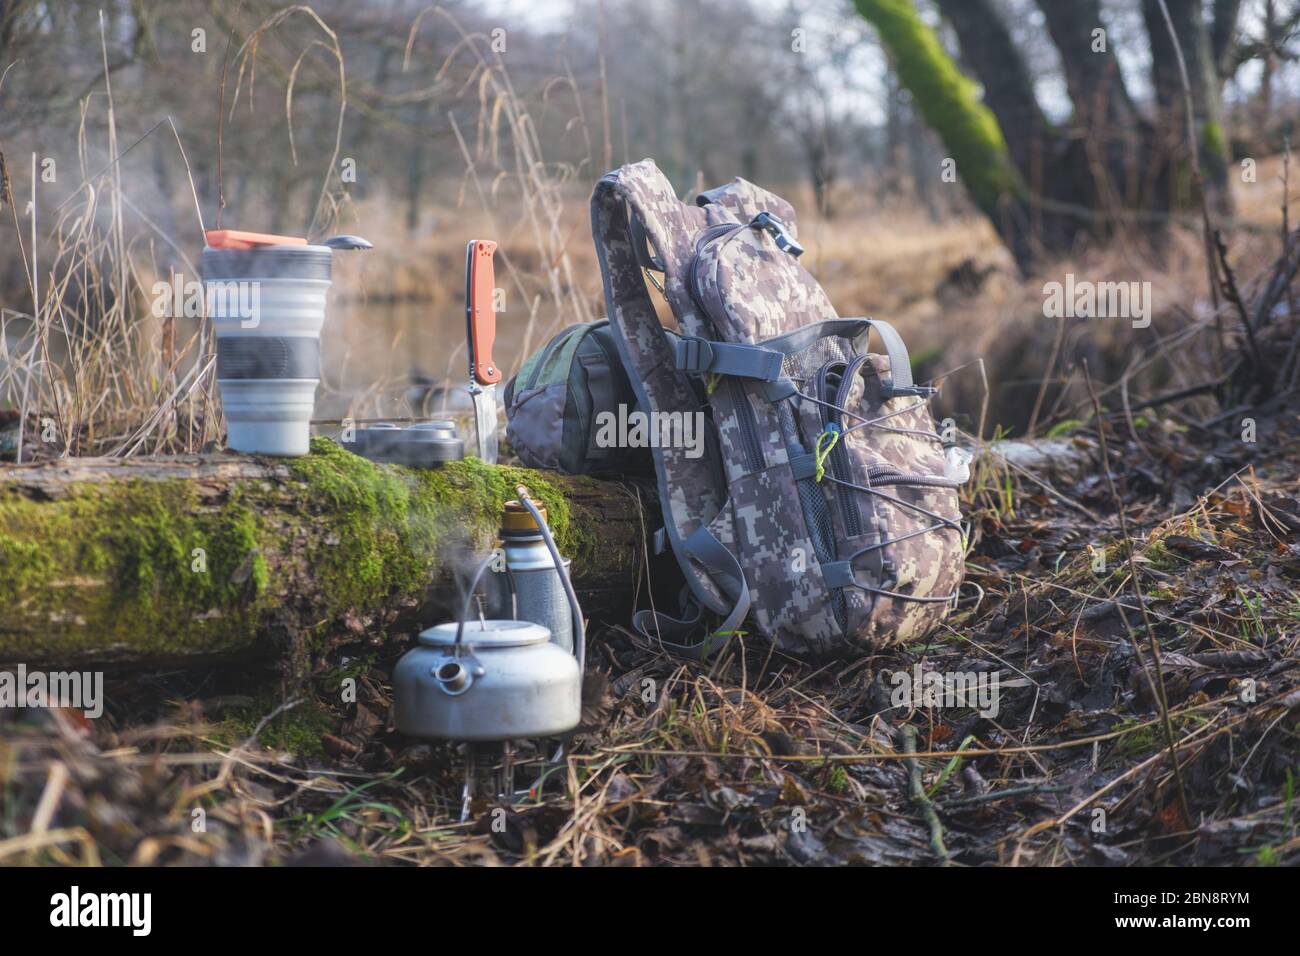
[{"xmin": 590, "ymin": 160, "xmax": 748, "ymax": 639}]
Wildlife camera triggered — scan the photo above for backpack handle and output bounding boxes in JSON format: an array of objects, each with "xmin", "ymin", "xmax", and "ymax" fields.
[{"xmin": 751, "ymin": 317, "xmax": 932, "ymax": 399}]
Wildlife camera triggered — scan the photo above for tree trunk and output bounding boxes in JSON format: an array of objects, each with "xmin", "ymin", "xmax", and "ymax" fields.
[
  {"xmin": 0, "ymin": 440, "xmax": 646, "ymax": 668},
  {"xmin": 935, "ymin": 0, "xmax": 1086, "ymax": 256},
  {"xmin": 1142, "ymin": 0, "xmax": 1234, "ymax": 217},
  {"xmin": 1211, "ymin": 0, "xmax": 1245, "ymax": 78},
  {"xmin": 853, "ymin": 0, "xmax": 1036, "ymax": 270},
  {"xmin": 856, "ymin": 0, "xmax": 1242, "ymax": 266},
  {"xmin": 1256, "ymin": 0, "xmax": 1278, "ymax": 142},
  {"xmin": 1036, "ymin": 0, "xmax": 1150, "ymax": 213},
  {"xmin": 934, "ymin": 0, "xmax": 1053, "ymax": 183}
]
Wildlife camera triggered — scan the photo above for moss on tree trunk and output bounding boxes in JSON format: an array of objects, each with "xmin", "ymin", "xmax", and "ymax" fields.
[
  {"xmin": 854, "ymin": 0, "xmax": 1032, "ymax": 265},
  {"xmin": 0, "ymin": 438, "xmax": 645, "ymax": 667}
]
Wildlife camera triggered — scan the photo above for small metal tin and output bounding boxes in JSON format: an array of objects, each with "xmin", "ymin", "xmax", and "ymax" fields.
[{"xmin": 348, "ymin": 421, "xmax": 464, "ymax": 467}]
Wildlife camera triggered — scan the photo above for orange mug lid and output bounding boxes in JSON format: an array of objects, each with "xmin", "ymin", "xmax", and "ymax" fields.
[{"xmin": 205, "ymin": 229, "xmax": 308, "ymax": 250}]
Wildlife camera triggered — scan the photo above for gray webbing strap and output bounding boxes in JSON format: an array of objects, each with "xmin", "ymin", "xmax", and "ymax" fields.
[
  {"xmin": 631, "ymin": 524, "xmax": 750, "ymax": 660},
  {"xmin": 579, "ymin": 350, "xmax": 614, "ymax": 460},
  {"xmin": 675, "ymin": 337, "xmax": 784, "ymax": 381},
  {"xmin": 753, "ymin": 317, "xmax": 917, "ymax": 393},
  {"xmin": 757, "ymin": 318, "xmax": 873, "ymax": 356},
  {"xmin": 789, "ymin": 453, "xmax": 817, "ymax": 480},
  {"xmin": 819, "ymin": 561, "xmax": 856, "ymax": 589},
  {"xmin": 674, "ymin": 313, "xmax": 918, "ymax": 384},
  {"xmin": 858, "ymin": 317, "xmax": 915, "ymax": 392}
]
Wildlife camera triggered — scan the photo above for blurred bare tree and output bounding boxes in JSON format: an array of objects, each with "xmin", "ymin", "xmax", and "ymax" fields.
[{"xmin": 1, "ymin": 0, "xmax": 1300, "ymax": 285}]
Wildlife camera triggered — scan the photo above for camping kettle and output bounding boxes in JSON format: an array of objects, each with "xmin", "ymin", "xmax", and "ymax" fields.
[
  {"xmin": 392, "ymin": 620, "xmax": 581, "ymax": 741},
  {"xmin": 392, "ymin": 486, "xmax": 586, "ymax": 743}
]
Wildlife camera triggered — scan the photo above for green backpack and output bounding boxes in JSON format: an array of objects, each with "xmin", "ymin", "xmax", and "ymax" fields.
[{"xmin": 504, "ymin": 320, "xmax": 686, "ymax": 476}]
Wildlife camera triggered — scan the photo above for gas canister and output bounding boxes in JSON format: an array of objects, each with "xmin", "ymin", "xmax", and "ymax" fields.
[{"xmin": 487, "ymin": 498, "xmax": 575, "ymax": 654}]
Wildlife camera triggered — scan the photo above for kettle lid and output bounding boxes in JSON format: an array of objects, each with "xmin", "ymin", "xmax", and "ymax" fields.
[{"xmin": 417, "ymin": 619, "xmax": 551, "ymax": 648}]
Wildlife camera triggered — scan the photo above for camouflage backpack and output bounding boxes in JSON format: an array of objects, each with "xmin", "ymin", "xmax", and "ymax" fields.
[{"xmin": 590, "ymin": 159, "xmax": 966, "ymax": 658}]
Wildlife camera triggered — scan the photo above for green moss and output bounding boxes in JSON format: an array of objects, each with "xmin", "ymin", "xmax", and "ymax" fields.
[
  {"xmin": 1143, "ymin": 539, "xmax": 1183, "ymax": 572},
  {"xmin": 0, "ymin": 437, "xmax": 633, "ymax": 663},
  {"xmin": 283, "ymin": 438, "xmax": 589, "ymax": 614},
  {"xmin": 1254, "ymin": 845, "xmax": 1281, "ymax": 866},
  {"xmin": 0, "ymin": 533, "xmax": 51, "ymax": 593},
  {"xmin": 1112, "ymin": 718, "xmax": 1160, "ymax": 758},
  {"xmin": 0, "ymin": 479, "xmax": 270, "ymax": 659},
  {"xmin": 1046, "ymin": 419, "xmax": 1084, "ymax": 438},
  {"xmin": 1202, "ymin": 120, "xmax": 1226, "ymax": 162},
  {"xmin": 287, "ymin": 438, "xmax": 430, "ymax": 611},
  {"xmin": 213, "ymin": 695, "xmax": 336, "ymax": 757},
  {"xmin": 827, "ymin": 765, "xmax": 850, "ymax": 794}
]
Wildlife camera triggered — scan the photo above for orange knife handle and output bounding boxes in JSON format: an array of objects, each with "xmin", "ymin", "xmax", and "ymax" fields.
[{"xmin": 468, "ymin": 240, "xmax": 501, "ymax": 385}]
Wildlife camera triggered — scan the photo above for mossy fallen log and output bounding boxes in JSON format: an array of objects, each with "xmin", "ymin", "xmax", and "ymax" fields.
[
  {"xmin": 0, "ymin": 438, "xmax": 646, "ymax": 668},
  {"xmin": 0, "ymin": 434, "xmax": 1094, "ymax": 669}
]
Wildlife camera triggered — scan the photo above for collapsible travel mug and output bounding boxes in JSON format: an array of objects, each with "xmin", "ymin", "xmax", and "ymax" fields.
[{"xmin": 202, "ymin": 232, "xmax": 370, "ymax": 456}]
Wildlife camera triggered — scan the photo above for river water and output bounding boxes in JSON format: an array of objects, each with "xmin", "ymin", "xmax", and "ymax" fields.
[{"xmin": 316, "ymin": 299, "xmax": 544, "ymax": 424}]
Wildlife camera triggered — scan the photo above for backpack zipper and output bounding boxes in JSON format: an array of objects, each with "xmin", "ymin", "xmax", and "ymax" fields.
[
  {"xmin": 687, "ymin": 223, "xmax": 740, "ymax": 315},
  {"xmin": 687, "ymin": 222, "xmax": 763, "ymax": 342},
  {"xmin": 817, "ymin": 357, "xmax": 868, "ymax": 539},
  {"xmin": 727, "ymin": 378, "xmax": 765, "ymax": 473}
]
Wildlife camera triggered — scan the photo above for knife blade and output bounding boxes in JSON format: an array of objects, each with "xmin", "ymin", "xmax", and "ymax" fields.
[{"xmin": 465, "ymin": 239, "xmax": 500, "ymax": 464}]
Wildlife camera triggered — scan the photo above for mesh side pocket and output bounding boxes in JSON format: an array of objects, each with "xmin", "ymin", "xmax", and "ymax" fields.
[
  {"xmin": 779, "ymin": 392, "xmax": 847, "ymax": 635},
  {"xmin": 796, "ymin": 476, "xmax": 845, "ymax": 632},
  {"xmin": 781, "ymin": 335, "xmax": 852, "ymax": 387}
]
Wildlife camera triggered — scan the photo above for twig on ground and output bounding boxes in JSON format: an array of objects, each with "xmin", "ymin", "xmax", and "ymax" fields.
[
  {"xmin": 944, "ymin": 783, "xmax": 1068, "ymax": 808},
  {"xmin": 901, "ymin": 724, "xmax": 950, "ymax": 865}
]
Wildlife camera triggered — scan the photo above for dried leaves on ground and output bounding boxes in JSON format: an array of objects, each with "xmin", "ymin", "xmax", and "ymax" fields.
[{"xmin": 3, "ymin": 401, "xmax": 1298, "ymax": 867}]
